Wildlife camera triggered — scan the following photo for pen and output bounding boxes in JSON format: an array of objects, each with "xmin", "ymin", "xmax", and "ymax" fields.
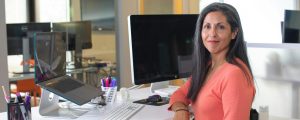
[
  {"xmin": 105, "ymin": 77, "xmax": 110, "ymax": 87},
  {"xmin": 19, "ymin": 103, "xmax": 27, "ymax": 120},
  {"xmin": 16, "ymin": 92, "xmax": 23, "ymax": 103},
  {"xmin": 24, "ymin": 93, "xmax": 32, "ymax": 120},
  {"xmin": 2, "ymin": 86, "xmax": 10, "ymax": 103},
  {"xmin": 24, "ymin": 92, "xmax": 31, "ymax": 111},
  {"xmin": 110, "ymin": 79, "xmax": 116, "ymax": 87},
  {"xmin": 101, "ymin": 78, "xmax": 105, "ymax": 87}
]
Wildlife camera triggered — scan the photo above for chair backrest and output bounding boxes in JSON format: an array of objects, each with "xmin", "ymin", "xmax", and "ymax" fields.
[
  {"xmin": 16, "ymin": 79, "xmax": 36, "ymax": 91},
  {"xmin": 250, "ymin": 108, "xmax": 259, "ymax": 120}
]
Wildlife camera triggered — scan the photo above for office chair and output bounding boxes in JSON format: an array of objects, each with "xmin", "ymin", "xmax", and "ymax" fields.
[{"xmin": 15, "ymin": 79, "xmax": 41, "ymax": 106}]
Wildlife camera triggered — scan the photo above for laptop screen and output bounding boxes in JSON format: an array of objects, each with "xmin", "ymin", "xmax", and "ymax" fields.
[{"xmin": 34, "ymin": 32, "xmax": 66, "ymax": 84}]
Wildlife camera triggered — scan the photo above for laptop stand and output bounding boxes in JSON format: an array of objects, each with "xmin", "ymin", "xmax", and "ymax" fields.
[{"xmin": 39, "ymin": 89, "xmax": 87, "ymax": 118}]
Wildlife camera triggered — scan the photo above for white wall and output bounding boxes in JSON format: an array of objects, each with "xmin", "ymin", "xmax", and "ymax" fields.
[
  {"xmin": 0, "ymin": 0, "xmax": 9, "ymax": 112},
  {"xmin": 247, "ymin": 43, "xmax": 300, "ymax": 119},
  {"xmin": 200, "ymin": 0, "xmax": 295, "ymax": 43},
  {"xmin": 226, "ymin": 0, "xmax": 295, "ymax": 43}
]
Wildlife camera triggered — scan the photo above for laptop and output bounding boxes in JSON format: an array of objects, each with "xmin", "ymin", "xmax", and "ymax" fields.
[{"xmin": 34, "ymin": 32, "xmax": 102, "ymax": 105}]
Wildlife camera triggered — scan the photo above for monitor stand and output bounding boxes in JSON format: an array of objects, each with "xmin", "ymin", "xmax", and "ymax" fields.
[
  {"xmin": 22, "ymin": 37, "xmax": 30, "ymax": 73},
  {"xmin": 39, "ymin": 89, "xmax": 87, "ymax": 118},
  {"xmin": 150, "ymin": 81, "xmax": 179, "ymax": 97}
]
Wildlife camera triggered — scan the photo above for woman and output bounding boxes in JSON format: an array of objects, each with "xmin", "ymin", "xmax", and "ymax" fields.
[{"xmin": 169, "ymin": 2, "xmax": 256, "ymax": 120}]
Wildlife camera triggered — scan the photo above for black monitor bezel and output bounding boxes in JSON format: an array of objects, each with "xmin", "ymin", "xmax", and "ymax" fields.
[
  {"xmin": 283, "ymin": 10, "xmax": 300, "ymax": 43},
  {"xmin": 6, "ymin": 22, "xmax": 51, "ymax": 57},
  {"xmin": 128, "ymin": 14, "xmax": 197, "ymax": 85},
  {"xmin": 52, "ymin": 21, "xmax": 93, "ymax": 51}
]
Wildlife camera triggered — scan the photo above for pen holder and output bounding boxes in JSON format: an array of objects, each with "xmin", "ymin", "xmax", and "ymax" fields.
[
  {"xmin": 7, "ymin": 102, "xmax": 31, "ymax": 120},
  {"xmin": 101, "ymin": 86, "xmax": 117, "ymax": 91},
  {"xmin": 101, "ymin": 86, "xmax": 117, "ymax": 103}
]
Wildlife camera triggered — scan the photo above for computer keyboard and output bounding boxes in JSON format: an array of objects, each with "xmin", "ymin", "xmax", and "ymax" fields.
[{"xmin": 103, "ymin": 102, "xmax": 145, "ymax": 120}]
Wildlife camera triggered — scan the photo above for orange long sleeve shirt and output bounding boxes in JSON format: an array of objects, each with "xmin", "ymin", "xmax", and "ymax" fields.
[{"xmin": 169, "ymin": 61, "xmax": 256, "ymax": 120}]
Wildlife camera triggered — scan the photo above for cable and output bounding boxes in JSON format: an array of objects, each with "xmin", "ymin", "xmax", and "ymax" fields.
[
  {"xmin": 134, "ymin": 84, "xmax": 144, "ymax": 89},
  {"xmin": 128, "ymin": 84, "xmax": 144, "ymax": 90}
]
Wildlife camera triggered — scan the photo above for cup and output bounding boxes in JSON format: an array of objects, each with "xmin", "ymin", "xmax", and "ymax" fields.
[
  {"xmin": 259, "ymin": 105, "xmax": 269, "ymax": 120},
  {"xmin": 7, "ymin": 102, "xmax": 31, "ymax": 120},
  {"xmin": 120, "ymin": 87, "xmax": 130, "ymax": 101}
]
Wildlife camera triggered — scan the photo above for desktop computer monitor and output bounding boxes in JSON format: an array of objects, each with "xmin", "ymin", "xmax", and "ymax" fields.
[
  {"xmin": 52, "ymin": 21, "xmax": 92, "ymax": 51},
  {"xmin": 6, "ymin": 23, "xmax": 51, "ymax": 57},
  {"xmin": 283, "ymin": 10, "xmax": 300, "ymax": 43},
  {"xmin": 128, "ymin": 15, "xmax": 197, "ymax": 88},
  {"xmin": 6, "ymin": 23, "xmax": 51, "ymax": 73},
  {"xmin": 52, "ymin": 21, "xmax": 92, "ymax": 68}
]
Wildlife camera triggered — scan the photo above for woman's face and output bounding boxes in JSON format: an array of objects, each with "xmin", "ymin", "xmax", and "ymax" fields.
[{"xmin": 201, "ymin": 11, "xmax": 237, "ymax": 54}]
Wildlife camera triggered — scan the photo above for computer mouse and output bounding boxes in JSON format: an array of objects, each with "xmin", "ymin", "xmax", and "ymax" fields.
[{"xmin": 147, "ymin": 95, "xmax": 162, "ymax": 103}]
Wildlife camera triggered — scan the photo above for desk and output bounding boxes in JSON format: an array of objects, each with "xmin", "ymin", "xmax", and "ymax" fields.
[
  {"xmin": 0, "ymin": 87, "xmax": 174, "ymax": 120},
  {"xmin": 2, "ymin": 87, "xmax": 300, "ymax": 120},
  {"xmin": 8, "ymin": 66, "xmax": 100, "ymax": 87},
  {"xmin": 66, "ymin": 67, "xmax": 100, "ymax": 87},
  {"xmin": 9, "ymin": 73, "xmax": 34, "ymax": 82},
  {"xmin": 8, "ymin": 66, "xmax": 98, "ymax": 82}
]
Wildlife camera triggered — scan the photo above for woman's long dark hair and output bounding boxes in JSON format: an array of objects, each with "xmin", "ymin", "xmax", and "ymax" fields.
[{"xmin": 187, "ymin": 2, "xmax": 253, "ymax": 102}]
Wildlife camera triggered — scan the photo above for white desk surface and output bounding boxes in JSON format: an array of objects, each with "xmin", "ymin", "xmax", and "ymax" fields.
[
  {"xmin": 1, "ymin": 87, "xmax": 297, "ymax": 120},
  {"xmin": 0, "ymin": 87, "xmax": 174, "ymax": 120}
]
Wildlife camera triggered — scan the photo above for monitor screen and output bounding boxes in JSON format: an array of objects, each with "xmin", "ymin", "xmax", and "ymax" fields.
[
  {"xmin": 52, "ymin": 21, "xmax": 92, "ymax": 51},
  {"xmin": 283, "ymin": 10, "xmax": 300, "ymax": 43},
  {"xmin": 6, "ymin": 23, "xmax": 51, "ymax": 57},
  {"xmin": 128, "ymin": 14, "xmax": 197, "ymax": 85},
  {"xmin": 34, "ymin": 32, "xmax": 66, "ymax": 84}
]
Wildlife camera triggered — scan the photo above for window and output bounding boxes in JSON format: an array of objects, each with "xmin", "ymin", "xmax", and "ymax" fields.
[
  {"xmin": 5, "ymin": 0, "xmax": 28, "ymax": 23},
  {"xmin": 200, "ymin": 0, "xmax": 296, "ymax": 43},
  {"xmin": 35, "ymin": 0, "xmax": 70, "ymax": 22}
]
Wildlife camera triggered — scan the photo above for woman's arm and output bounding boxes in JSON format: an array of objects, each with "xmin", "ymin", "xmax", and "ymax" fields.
[
  {"xmin": 168, "ymin": 78, "xmax": 192, "ymax": 120},
  {"xmin": 168, "ymin": 78, "xmax": 191, "ymax": 109},
  {"xmin": 171, "ymin": 102, "xmax": 190, "ymax": 120},
  {"xmin": 221, "ymin": 68, "xmax": 255, "ymax": 120}
]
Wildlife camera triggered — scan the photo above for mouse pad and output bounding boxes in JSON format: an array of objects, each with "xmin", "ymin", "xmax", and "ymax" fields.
[{"xmin": 133, "ymin": 97, "xmax": 169, "ymax": 106}]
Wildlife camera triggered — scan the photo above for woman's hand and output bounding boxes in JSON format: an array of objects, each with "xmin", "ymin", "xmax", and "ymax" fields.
[
  {"xmin": 173, "ymin": 110, "xmax": 190, "ymax": 120},
  {"xmin": 171, "ymin": 102, "xmax": 190, "ymax": 120}
]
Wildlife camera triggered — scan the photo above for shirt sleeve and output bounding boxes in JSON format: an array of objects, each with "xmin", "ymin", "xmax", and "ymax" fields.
[
  {"xmin": 168, "ymin": 78, "xmax": 192, "ymax": 111},
  {"xmin": 221, "ymin": 68, "xmax": 255, "ymax": 120}
]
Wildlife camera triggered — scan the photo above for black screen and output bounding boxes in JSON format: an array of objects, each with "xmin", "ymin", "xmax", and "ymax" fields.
[
  {"xmin": 128, "ymin": 14, "xmax": 197, "ymax": 85},
  {"xmin": 283, "ymin": 10, "xmax": 300, "ymax": 43},
  {"xmin": 34, "ymin": 32, "xmax": 66, "ymax": 84},
  {"xmin": 6, "ymin": 23, "xmax": 51, "ymax": 57},
  {"xmin": 52, "ymin": 21, "xmax": 92, "ymax": 51}
]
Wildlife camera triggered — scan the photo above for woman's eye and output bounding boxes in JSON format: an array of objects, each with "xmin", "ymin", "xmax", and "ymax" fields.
[
  {"xmin": 203, "ymin": 24, "xmax": 210, "ymax": 29},
  {"xmin": 217, "ymin": 25, "xmax": 225, "ymax": 29}
]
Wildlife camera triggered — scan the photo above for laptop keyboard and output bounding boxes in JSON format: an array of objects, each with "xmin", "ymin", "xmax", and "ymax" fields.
[{"xmin": 49, "ymin": 77, "xmax": 84, "ymax": 93}]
